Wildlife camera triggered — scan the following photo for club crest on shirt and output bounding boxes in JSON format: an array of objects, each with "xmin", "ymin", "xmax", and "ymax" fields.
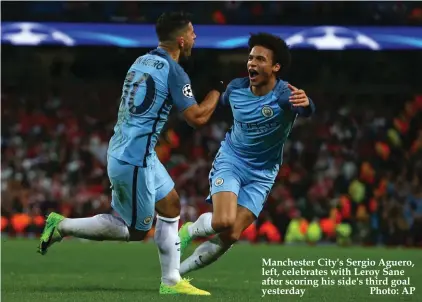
[
  {"xmin": 143, "ymin": 216, "xmax": 152, "ymax": 224},
  {"xmin": 261, "ymin": 106, "xmax": 274, "ymax": 118},
  {"xmin": 215, "ymin": 177, "xmax": 224, "ymax": 186}
]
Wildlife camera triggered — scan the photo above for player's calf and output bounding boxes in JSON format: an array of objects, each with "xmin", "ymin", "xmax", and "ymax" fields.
[
  {"xmin": 219, "ymin": 226, "xmax": 243, "ymax": 246},
  {"xmin": 211, "ymin": 214, "xmax": 236, "ymax": 233}
]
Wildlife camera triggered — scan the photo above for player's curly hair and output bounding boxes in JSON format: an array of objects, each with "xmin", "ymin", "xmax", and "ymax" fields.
[
  {"xmin": 156, "ymin": 11, "xmax": 192, "ymax": 42},
  {"xmin": 248, "ymin": 33, "xmax": 291, "ymax": 75}
]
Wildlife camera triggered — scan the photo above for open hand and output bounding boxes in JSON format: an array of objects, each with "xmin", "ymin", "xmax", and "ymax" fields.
[{"xmin": 288, "ymin": 84, "xmax": 309, "ymax": 107}]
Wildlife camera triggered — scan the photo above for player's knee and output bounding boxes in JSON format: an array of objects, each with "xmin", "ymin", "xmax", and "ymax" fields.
[
  {"xmin": 128, "ymin": 229, "xmax": 148, "ymax": 241},
  {"xmin": 212, "ymin": 214, "xmax": 236, "ymax": 232}
]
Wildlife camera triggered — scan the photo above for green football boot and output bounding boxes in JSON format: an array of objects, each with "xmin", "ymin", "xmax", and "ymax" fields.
[
  {"xmin": 178, "ymin": 222, "xmax": 193, "ymax": 256},
  {"xmin": 38, "ymin": 212, "xmax": 65, "ymax": 255}
]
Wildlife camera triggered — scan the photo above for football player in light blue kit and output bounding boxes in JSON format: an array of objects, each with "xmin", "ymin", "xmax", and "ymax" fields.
[
  {"xmin": 179, "ymin": 33, "xmax": 316, "ymax": 275},
  {"xmin": 38, "ymin": 12, "xmax": 224, "ymax": 295}
]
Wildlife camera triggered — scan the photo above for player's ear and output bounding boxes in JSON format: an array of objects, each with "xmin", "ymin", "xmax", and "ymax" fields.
[
  {"xmin": 176, "ymin": 36, "xmax": 185, "ymax": 48},
  {"xmin": 272, "ymin": 63, "xmax": 281, "ymax": 74}
]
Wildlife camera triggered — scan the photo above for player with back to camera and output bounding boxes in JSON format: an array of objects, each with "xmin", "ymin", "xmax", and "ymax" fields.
[
  {"xmin": 178, "ymin": 33, "xmax": 316, "ymax": 275},
  {"xmin": 38, "ymin": 11, "xmax": 225, "ymax": 296}
]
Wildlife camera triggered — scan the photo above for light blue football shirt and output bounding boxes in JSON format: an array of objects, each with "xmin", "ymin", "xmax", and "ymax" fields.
[
  {"xmin": 108, "ymin": 48, "xmax": 197, "ymax": 167},
  {"xmin": 219, "ymin": 77, "xmax": 315, "ymax": 170}
]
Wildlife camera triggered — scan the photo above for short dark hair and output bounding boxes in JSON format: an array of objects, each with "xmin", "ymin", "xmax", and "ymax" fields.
[
  {"xmin": 156, "ymin": 11, "xmax": 192, "ymax": 42},
  {"xmin": 248, "ymin": 33, "xmax": 291, "ymax": 74}
]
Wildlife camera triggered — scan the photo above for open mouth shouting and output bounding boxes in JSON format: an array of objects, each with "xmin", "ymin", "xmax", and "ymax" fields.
[{"xmin": 249, "ymin": 68, "xmax": 259, "ymax": 82}]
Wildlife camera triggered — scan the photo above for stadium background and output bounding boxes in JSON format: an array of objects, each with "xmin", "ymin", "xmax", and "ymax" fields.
[{"xmin": 2, "ymin": 1, "xmax": 422, "ymax": 248}]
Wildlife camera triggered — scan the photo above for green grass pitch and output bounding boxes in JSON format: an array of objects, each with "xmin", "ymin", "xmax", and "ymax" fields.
[{"xmin": 2, "ymin": 239, "xmax": 421, "ymax": 301}]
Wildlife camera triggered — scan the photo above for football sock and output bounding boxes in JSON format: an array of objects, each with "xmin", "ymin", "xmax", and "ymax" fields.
[
  {"xmin": 180, "ymin": 235, "xmax": 231, "ymax": 275},
  {"xmin": 154, "ymin": 215, "xmax": 182, "ymax": 286},
  {"xmin": 187, "ymin": 212, "xmax": 215, "ymax": 238},
  {"xmin": 58, "ymin": 214, "xmax": 130, "ymax": 241}
]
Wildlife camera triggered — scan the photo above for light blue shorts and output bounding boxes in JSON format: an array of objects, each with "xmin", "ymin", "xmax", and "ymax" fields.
[
  {"xmin": 107, "ymin": 154, "xmax": 174, "ymax": 231},
  {"xmin": 206, "ymin": 150, "xmax": 278, "ymax": 218}
]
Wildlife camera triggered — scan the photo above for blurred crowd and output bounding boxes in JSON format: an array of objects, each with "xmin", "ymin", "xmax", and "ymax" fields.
[
  {"xmin": 1, "ymin": 45, "xmax": 422, "ymax": 247},
  {"xmin": 3, "ymin": 1, "xmax": 422, "ymax": 25}
]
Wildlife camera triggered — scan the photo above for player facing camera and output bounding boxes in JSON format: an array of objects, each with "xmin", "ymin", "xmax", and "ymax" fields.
[
  {"xmin": 178, "ymin": 32, "xmax": 315, "ymax": 279},
  {"xmin": 247, "ymin": 33, "xmax": 291, "ymax": 94}
]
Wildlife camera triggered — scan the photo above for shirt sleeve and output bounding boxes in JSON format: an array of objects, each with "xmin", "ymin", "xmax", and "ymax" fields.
[
  {"xmin": 168, "ymin": 64, "xmax": 198, "ymax": 112},
  {"xmin": 219, "ymin": 78, "xmax": 245, "ymax": 106},
  {"xmin": 219, "ymin": 85, "xmax": 233, "ymax": 106}
]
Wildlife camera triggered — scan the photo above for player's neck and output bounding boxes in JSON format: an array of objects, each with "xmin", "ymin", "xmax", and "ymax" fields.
[
  {"xmin": 158, "ymin": 43, "xmax": 181, "ymax": 62},
  {"xmin": 250, "ymin": 77, "xmax": 277, "ymax": 96}
]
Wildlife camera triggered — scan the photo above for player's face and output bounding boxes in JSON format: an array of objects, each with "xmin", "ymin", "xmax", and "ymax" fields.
[
  {"xmin": 247, "ymin": 46, "xmax": 280, "ymax": 87},
  {"xmin": 180, "ymin": 22, "xmax": 196, "ymax": 57}
]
